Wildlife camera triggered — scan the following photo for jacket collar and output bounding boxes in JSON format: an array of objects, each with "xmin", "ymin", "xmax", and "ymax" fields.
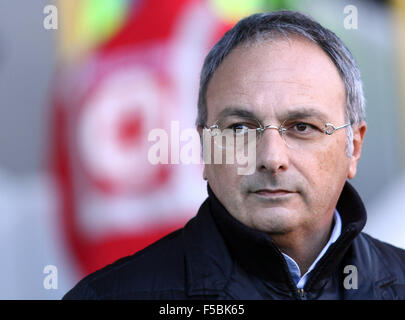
[
  {"xmin": 184, "ymin": 180, "xmax": 368, "ymax": 296},
  {"xmin": 207, "ymin": 181, "xmax": 367, "ymax": 291},
  {"xmin": 183, "ymin": 198, "xmax": 235, "ymax": 297}
]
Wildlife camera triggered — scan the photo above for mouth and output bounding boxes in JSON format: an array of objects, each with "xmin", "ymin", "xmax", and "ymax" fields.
[{"xmin": 252, "ymin": 189, "xmax": 294, "ymax": 198}]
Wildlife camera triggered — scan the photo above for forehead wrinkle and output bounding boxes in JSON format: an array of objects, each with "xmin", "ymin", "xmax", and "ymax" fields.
[
  {"xmin": 247, "ymin": 79, "xmax": 314, "ymax": 88},
  {"xmin": 234, "ymin": 79, "xmax": 319, "ymax": 107}
]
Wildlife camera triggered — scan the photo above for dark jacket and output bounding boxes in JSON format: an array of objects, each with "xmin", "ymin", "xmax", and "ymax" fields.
[{"xmin": 63, "ymin": 181, "xmax": 405, "ymax": 300}]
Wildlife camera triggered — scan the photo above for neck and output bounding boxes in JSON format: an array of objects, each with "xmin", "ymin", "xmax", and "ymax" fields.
[{"xmin": 269, "ymin": 214, "xmax": 335, "ymax": 275}]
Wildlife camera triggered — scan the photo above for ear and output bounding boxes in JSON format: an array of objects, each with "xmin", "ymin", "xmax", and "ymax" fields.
[
  {"xmin": 197, "ymin": 125, "xmax": 208, "ymax": 181},
  {"xmin": 347, "ymin": 122, "xmax": 367, "ymax": 180}
]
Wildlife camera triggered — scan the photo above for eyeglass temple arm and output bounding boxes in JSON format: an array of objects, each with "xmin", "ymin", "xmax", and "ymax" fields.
[{"xmin": 325, "ymin": 123, "xmax": 351, "ymax": 135}]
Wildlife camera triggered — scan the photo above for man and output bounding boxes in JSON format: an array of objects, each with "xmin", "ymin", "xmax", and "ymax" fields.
[{"xmin": 64, "ymin": 10, "xmax": 405, "ymax": 300}]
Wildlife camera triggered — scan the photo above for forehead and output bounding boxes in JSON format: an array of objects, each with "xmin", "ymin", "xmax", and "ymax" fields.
[{"xmin": 205, "ymin": 36, "xmax": 346, "ymax": 123}]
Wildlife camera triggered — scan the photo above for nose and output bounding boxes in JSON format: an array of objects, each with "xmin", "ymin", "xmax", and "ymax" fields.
[{"xmin": 256, "ymin": 127, "xmax": 290, "ymax": 175}]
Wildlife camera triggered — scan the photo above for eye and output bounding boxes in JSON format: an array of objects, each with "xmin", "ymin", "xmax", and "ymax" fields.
[
  {"xmin": 228, "ymin": 123, "xmax": 252, "ymax": 134},
  {"xmin": 286, "ymin": 122, "xmax": 321, "ymax": 137},
  {"xmin": 294, "ymin": 123, "xmax": 313, "ymax": 132}
]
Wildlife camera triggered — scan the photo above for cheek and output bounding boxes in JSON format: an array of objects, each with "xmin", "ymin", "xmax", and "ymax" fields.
[
  {"xmin": 325, "ymin": 138, "xmax": 351, "ymax": 176},
  {"xmin": 206, "ymin": 163, "xmax": 242, "ymax": 189},
  {"xmin": 294, "ymin": 141, "xmax": 349, "ymax": 201},
  {"xmin": 205, "ymin": 163, "xmax": 247, "ymax": 214}
]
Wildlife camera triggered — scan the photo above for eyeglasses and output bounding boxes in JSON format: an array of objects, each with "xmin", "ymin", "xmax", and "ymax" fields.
[{"xmin": 203, "ymin": 116, "xmax": 351, "ymax": 151}]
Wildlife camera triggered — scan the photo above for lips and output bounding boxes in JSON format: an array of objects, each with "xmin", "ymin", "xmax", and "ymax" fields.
[{"xmin": 252, "ymin": 189, "xmax": 293, "ymax": 197}]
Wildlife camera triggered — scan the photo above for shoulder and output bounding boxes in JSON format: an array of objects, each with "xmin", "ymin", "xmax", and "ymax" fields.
[
  {"xmin": 63, "ymin": 228, "xmax": 188, "ymax": 300},
  {"xmin": 358, "ymin": 232, "xmax": 405, "ymax": 276},
  {"xmin": 360, "ymin": 232, "xmax": 405, "ymax": 261}
]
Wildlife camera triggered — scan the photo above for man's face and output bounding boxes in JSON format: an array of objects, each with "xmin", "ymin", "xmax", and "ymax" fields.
[{"xmin": 202, "ymin": 36, "xmax": 366, "ymax": 236}]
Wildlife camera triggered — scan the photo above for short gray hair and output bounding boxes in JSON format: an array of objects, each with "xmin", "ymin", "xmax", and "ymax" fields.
[{"xmin": 196, "ymin": 10, "xmax": 366, "ymax": 156}]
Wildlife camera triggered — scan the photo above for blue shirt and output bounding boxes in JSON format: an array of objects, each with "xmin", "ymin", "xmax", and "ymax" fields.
[{"xmin": 281, "ymin": 209, "xmax": 342, "ymax": 289}]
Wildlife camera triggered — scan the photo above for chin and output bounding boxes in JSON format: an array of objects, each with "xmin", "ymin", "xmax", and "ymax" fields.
[{"xmin": 249, "ymin": 209, "xmax": 300, "ymax": 234}]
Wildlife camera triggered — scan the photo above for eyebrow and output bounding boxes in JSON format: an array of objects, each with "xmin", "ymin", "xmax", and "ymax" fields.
[
  {"xmin": 282, "ymin": 107, "xmax": 329, "ymax": 122},
  {"xmin": 217, "ymin": 107, "xmax": 259, "ymax": 120},
  {"xmin": 216, "ymin": 105, "xmax": 329, "ymax": 122}
]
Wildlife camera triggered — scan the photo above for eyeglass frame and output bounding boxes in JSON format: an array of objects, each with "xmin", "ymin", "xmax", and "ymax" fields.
[{"xmin": 204, "ymin": 118, "xmax": 351, "ymax": 144}]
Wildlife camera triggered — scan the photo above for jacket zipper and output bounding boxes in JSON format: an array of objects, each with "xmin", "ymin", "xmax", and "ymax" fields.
[{"xmin": 297, "ymin": 288, "xmax": 306, "ymax": 299}]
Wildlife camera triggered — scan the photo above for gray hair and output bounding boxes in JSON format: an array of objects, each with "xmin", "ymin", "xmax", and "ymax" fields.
[{"xmin": 196, "ymin": 10, "xmax": 365, "ymax": 157}]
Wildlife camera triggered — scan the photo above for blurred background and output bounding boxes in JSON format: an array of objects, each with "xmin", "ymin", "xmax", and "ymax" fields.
[{"xmin": 0, "ymin": 0, "xmax": 403, "ymax": 299}]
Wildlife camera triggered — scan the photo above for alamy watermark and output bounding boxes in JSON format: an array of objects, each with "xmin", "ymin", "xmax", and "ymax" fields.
[
  {"xmin": 43, "ymin": 5, "xmax": 58, "ymax": 30},
  {"xmin": 147, "ymin": 121, "xmax": 256, "ymax": 175},
  {"xmin": 43, "ymin": 265, "xmax": 58, "ymax": 290},
  {"xmin": 343, "ymin": 5, "xmax": 358, "ymax": 30},
  {"xmin": 343, "ymin": 265, "xmax": 358, "ymax": 290}
]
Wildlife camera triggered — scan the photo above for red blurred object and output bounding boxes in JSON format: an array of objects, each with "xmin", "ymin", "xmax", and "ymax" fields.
[{"xmin": 51, "ymin": 0, "xmax": 232, "ymax": 277}]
